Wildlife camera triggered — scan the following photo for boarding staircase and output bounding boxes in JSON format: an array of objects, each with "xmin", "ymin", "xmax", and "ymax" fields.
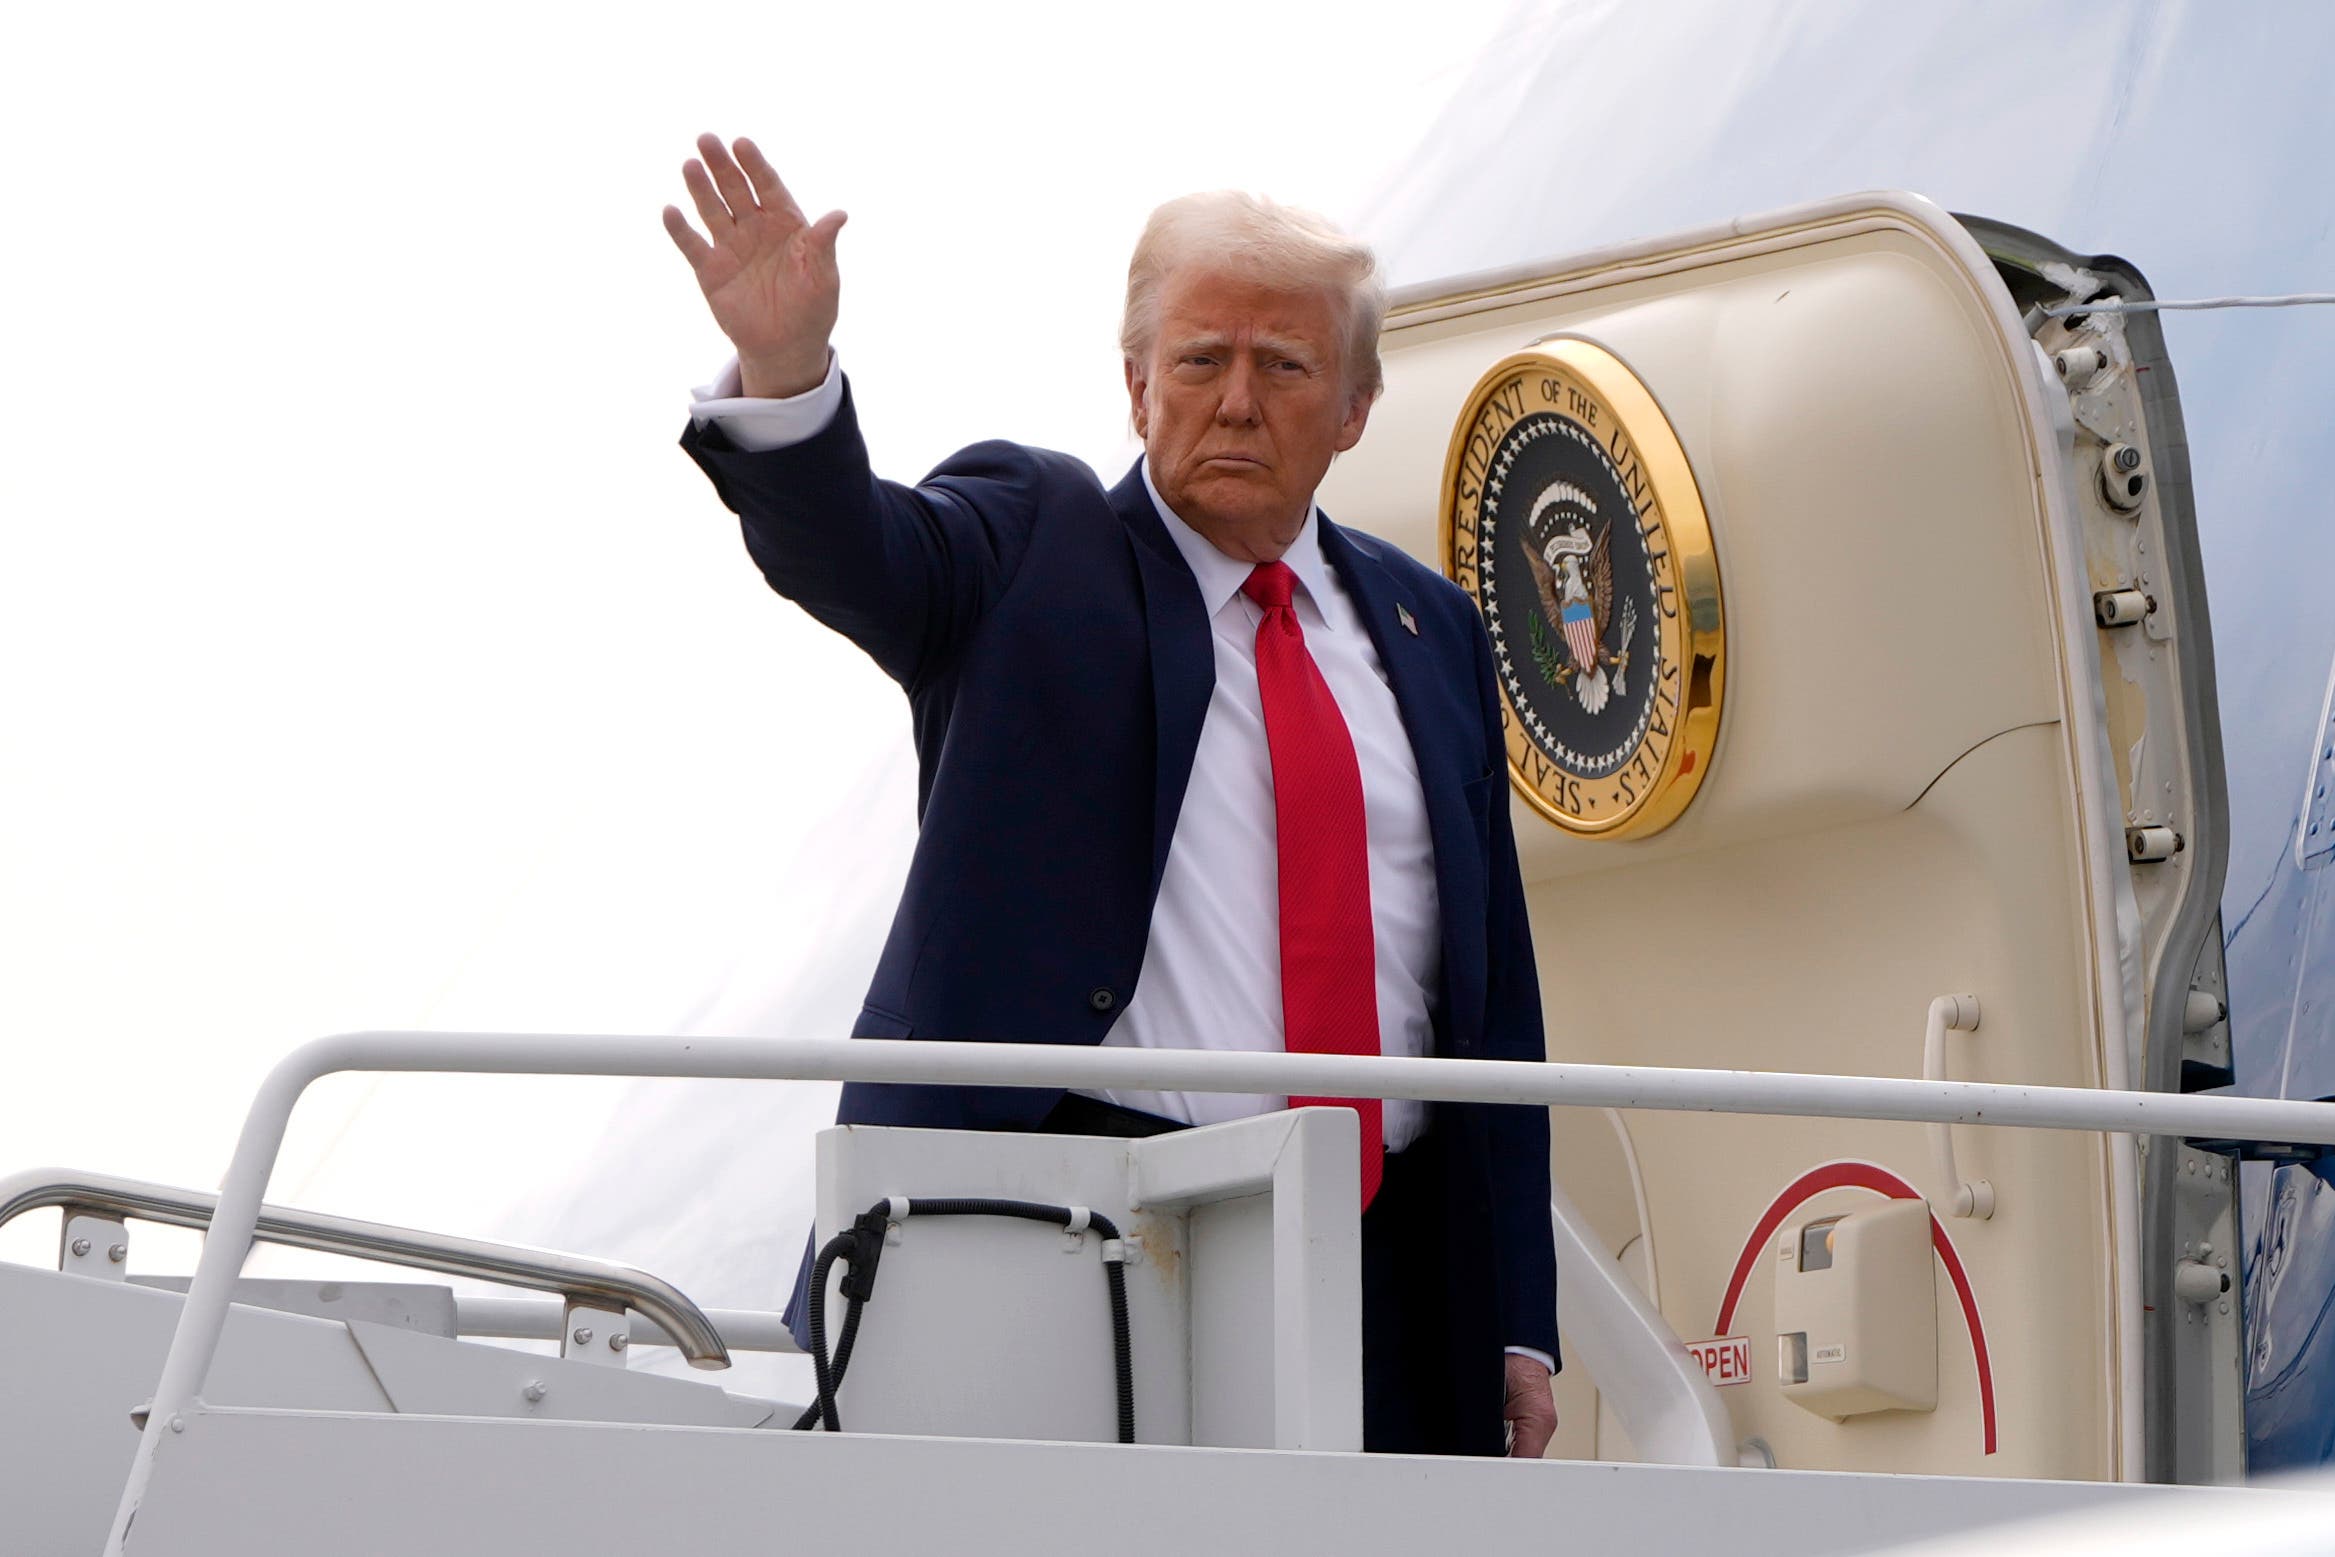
[{"xmin": 4, "ymin": 1032, "xmax": 2326, "ymax": 1554}]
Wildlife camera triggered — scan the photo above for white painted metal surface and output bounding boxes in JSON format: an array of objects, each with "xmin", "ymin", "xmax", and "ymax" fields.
[
  {"xmin": 104, "ymin": 1029, "xmax": 2335, "ymax": 1550},
  {"xmin": 120, "ymin": 1403, "xmax": 2318, "ymax": 1557},
  {"xmin": 808, "ymin": 1110, "xmax": 1359, "ymax": 1449},
  {"xmin": 1547, "ymin": 1176, "xmax": 1735, "ymax": 1468},
  {"xmin": 0, "ymin": 1261, "xmax": 775, "ymax": 1555}
]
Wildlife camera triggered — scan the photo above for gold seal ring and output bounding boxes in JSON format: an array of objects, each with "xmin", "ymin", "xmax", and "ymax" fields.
[{"xmin": 1440, "ymin": 338, "xmax": 1724, "ymax": 839}]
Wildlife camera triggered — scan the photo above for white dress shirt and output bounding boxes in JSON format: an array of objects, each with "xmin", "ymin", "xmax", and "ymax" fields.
[
  {"xmin": 1092, "ymin": 462, "xmax": 1439, "ymax": 1151},
  {"xmin": 692, "ymin": 359, "xmax": 1552, "ymax": 1371}
]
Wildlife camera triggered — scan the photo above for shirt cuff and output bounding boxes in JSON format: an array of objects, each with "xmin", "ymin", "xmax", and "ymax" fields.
[
  {"xmin": 1505, "ymin": 1345, "xmax": 1556, "ymax": 1373},
  {"xmin": 688, "ymin": 351, "xmax": 843, "ymax": 452}
]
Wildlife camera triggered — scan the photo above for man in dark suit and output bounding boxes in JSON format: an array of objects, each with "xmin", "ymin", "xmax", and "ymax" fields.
[{"xmin": 665, "ymin": 133, "xmax": 1557, "ymax": 1457}]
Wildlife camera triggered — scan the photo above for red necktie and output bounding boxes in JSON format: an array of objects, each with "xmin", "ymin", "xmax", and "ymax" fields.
[{"xmin": 1243, "ymin": 560, "xmax": 1384, "ymax": 1210}]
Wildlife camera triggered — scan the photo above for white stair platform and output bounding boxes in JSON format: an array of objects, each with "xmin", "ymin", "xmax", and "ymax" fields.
[{"xmin": 118, "ymin": 1402, "xmax": 2296, "ymax": 1556}]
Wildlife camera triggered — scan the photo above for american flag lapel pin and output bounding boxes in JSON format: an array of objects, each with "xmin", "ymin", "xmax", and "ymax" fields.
[{"xmin": 1396, "ymin": 603, "xmax": 1418, "ymax": 636}]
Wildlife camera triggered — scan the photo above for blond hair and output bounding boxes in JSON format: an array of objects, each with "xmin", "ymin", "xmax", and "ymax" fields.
[{"xmin": 1120, "ymin": 191, "xmax": 1387, "ymax": 402}]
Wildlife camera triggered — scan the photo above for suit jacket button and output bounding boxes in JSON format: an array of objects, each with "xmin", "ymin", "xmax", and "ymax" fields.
[{"xmin": 1088, "ymin": 987, "xmax": 1117, "ymax": 1013}]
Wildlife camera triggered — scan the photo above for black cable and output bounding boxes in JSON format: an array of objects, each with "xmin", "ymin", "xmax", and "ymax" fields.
[
  {"xmin": 828, "ymin": 1295, "xmax": 867, "ymax": 1386},
  {"xmin": 791, "ymin": 1285, "xmax": 866, "ymax": 1432},
  {"xmin": 1103, "ymin": 1257, "xmax": 1134, "ymax": 1444},
  {"xmin": 796, "ymin": 1206, "xmax": 890, "ymax": 1432},
  {"xmin": 902, "ymin": 1197, "xmax": 1084, "ymax": 1224},
  {"xmin": 798, "ymin": 1231, "xmax": 855, "ymax": 1432},
  {"xmin": 790, "ymin": 1196, "xmax": 1136, "ymax": 1443}
]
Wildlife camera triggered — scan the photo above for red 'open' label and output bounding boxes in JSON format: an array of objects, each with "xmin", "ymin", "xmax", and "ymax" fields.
[{"xmin": 1686, "ymin": 1335, "xmax": 1752, "ymax": 1386}]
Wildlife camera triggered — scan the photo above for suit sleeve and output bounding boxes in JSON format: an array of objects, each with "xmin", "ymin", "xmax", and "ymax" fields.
[
  {"xmin": 680, "ymin": 378, "xmax": 1045, "ymax": 689},
  {"xmin": 1472, "ymin": 612, "xmax": 1562, "ymax": 1367}
]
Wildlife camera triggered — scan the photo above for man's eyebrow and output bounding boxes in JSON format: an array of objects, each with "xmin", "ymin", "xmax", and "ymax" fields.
[
  {"xmin": 1167, "ymin": 332, "xmax": 1322, "ymax": 365},
  {"xmin": 1253, "ymin": 334, "xmax": 1321, "ymax": 365}
]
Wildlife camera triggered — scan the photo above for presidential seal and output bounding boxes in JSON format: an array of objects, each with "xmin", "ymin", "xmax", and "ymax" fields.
[{"xmin": 1441, "ymin": 339, "xmax": 1724, "ymax": 838}]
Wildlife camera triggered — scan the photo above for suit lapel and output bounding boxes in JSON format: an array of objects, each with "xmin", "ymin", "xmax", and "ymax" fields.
[
  {"xmin": 1319, "ymin": 514, "xmax": 1461, "ymax": 808},
  {"xmin": 1109, "ymin": 462, "xmax": 1216, "ymax": 900}
]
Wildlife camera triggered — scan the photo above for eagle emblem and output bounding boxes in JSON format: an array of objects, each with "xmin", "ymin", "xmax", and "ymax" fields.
[
  {"xmin": 1442, "ymin": 342, "xmax": 1724, "ymax": 838},
  {"xmin": 1521, "ymin": 482, "xmax": 1639, "ymax": 714}
]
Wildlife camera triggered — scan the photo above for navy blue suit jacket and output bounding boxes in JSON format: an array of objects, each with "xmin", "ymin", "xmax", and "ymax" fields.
[{"xmin": 682, "ymin": 384, "xmax": 1559, "ymax": 1367}]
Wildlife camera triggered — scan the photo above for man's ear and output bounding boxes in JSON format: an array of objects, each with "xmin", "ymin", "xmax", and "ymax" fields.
[
  {"xmin": 1333, "ymin": 385, "xmax": 1378, "ymax": 454},
  {"xmin": 1124, "ymin": 357, "xmax": 1151, "ymax": 440}
]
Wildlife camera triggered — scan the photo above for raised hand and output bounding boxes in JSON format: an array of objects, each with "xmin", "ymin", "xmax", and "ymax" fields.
[{"xmin": 662, "ymin": 134, "xmax": 846, "ymax": 400}]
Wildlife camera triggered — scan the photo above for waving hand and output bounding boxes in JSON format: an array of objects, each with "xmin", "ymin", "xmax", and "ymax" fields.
[{"xmin": 662, "ymin": 134, "xmax": 846, "ymax": 399}]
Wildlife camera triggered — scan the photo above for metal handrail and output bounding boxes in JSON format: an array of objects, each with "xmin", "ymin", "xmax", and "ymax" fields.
[
  {"xmin": 1547, "ymin": 1185, "xmax": 1733, "ymax": 1468},
  {"xmin": 103, "ymin": 1030, "xmax": 2335, "ymax": 1553},
  {"xmin": 0, "ymin": 1168, "xmax": 730, "ymax": 1369},
  {"xmin": 454, "ymin": 1295, "xmax": 799, "ymax": 1355}
]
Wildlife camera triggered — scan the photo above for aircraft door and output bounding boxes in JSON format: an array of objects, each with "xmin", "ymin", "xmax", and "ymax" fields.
[{"xmin": 1321, "ymin": 193, "xmax": 2229, "ymax": 1482}]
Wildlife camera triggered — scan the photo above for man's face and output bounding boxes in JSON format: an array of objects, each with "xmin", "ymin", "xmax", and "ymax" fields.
[{"xmin": 1125, "ymin": 266, "xmax": 1373, "ymax": 561}]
